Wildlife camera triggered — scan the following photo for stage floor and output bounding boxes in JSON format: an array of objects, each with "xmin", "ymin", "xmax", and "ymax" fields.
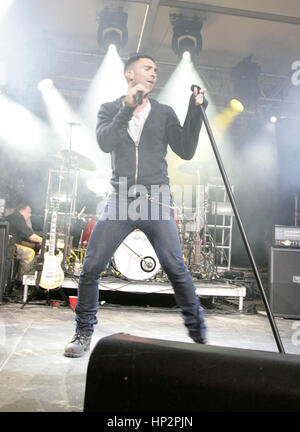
[{"xmin": 0, "ymin": 292, "xmax": 300, "ymax": 413}]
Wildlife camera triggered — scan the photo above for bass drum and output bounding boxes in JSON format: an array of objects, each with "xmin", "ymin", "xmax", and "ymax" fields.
[{"xmin": 113, "ymin": 230, "xmax": 161, "ymax": 281}]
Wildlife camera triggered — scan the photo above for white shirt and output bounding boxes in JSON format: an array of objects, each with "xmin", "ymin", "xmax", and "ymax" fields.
[{"xmin": 127, "ymin": 100, "xmax": 151, "ymax": 145}]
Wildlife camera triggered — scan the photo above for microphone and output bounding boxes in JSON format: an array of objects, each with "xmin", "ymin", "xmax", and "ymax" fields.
[{"xmin": 136, "ymin": 91, "xmax": 143, "ymax": 105}]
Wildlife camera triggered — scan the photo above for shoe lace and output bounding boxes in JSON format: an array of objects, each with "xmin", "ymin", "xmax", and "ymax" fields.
[{"xmin": 73, "ymin": 334, "xmax": 89, "ymax": 345}]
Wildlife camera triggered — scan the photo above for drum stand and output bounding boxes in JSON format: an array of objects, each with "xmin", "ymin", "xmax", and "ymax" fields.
[
  {"xmin": 197, "ymin": 94, "xmax": 284, "ymax": 353},
  {"xmin": 191, "ymin": 170, "xmax": 217, "ymax": 280}
]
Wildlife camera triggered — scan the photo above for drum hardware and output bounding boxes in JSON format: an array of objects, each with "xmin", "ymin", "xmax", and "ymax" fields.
[
  {"xmin": 61, "ymin": 149, "xmax": 97, "ymax": 172},
  {"xmin": 86, "ymin": 178, "xmax": 111, "ymax": 198},
  {"xmin": 178, "ymin": 160, "xmax": 217, "ymax": 181},
  {"xmin": 198, "ymin": 185, "xmax": 217, "ymax": 279},
  {"xmin": 211, "ymin": 201, "xmax": 234, "ymax": 217},
  {"xmin": 119, "ymin": 236, "xmax": 158, "ymax": 273},
  {"xmin": 140, "ymin": 256, "xmax": 156, "ymax": 272},
  {"xmin": 113, "ymin": 230, "xmax": 160, "ymax": 281},
  {"xmin": 178, "ymin": 163, "xmax": 218, "ymax": 281}
]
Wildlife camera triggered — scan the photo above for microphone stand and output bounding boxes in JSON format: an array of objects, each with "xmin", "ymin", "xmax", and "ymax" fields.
[{"xmin": 197, "ymin": 94, "xmax": 285, "ymax": 354}]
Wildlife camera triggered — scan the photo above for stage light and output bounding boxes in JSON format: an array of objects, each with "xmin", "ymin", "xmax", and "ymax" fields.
[
  {"xmin": 38, "ymin": 79, "xmax": 81, "ymax": 146},
  {"xmin": 231, "ymin": 55, "xmax": 261, "ymax": 108},
  {"xmin": 171, "ymin": 13, "xmax": 203, "ymax": 58},
  {"xmin": 270, "ymin": 116, "xmax": 277, "ymax": 123},
  {"xmin": 229, "ymin": 99, "xmax": 244, "ymax": 113},
  {"xmin": 214, "ymin": 99, "xmax": 244, "ymax": 132},
  {"xmin": 108, "ymin": 44, "xmax": 117, "ymax": 52},
  {"xmin": 78, "ymin": 41, "xmax": 127, "ymax": 180},
  {"xmin": 97, "ymin": 6, "xmax": 128, "ymax": 52},
  {"xmin": 79, "ymin": 42, "xmax": 127, "ymax": 129},
  {"xmin": 37, "ymin": 78, "xmax": 54, "ymax": 92},
  {"xmin": 182, "ymin": 51, "xmax": 191, "ymax": 62}
]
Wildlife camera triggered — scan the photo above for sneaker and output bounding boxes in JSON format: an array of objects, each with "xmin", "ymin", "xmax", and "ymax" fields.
[{"xmin": 64, "ymin": 333, "xmax": 92, "ymax": 358}]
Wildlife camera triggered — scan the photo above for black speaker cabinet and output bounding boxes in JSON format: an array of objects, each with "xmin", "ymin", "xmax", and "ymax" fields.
[
  {"xmin": 0, "ymin": 221, "xmax": 9, "ymax": 302},
  {"xmin": 269, "ymin": 246, "xmax": 300, "ymax": 319},
  {"xmin": 84, "ymin": 333, "xmax": 300, "ymax": 412}
]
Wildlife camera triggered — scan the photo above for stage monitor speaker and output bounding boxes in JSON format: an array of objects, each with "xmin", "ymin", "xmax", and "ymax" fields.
[
  {"xmin": 84, "ymin": 333, "xmax": 300, "ymax": 412},
  {"xmin": 269, "ymin": 246, "xmax": 300, "ymax": 319},
  {"xmin": 0, "ymin": 221, "xmax": 9, "ymax": 303}
]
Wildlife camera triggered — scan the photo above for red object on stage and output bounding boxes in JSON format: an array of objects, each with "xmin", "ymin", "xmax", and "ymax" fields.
[
  {"xmin": 80, "ymin": 218, "xmax": 97, "ymax": 247},
  {"xmin": 69, "ymin": 296, "xmax": 78, "ymax": 310}
]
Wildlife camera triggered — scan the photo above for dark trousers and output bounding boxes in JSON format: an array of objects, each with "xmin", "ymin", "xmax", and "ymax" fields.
[{"xmin": 75, "ymin": 192, "xmax": 206, "ymax": 341}]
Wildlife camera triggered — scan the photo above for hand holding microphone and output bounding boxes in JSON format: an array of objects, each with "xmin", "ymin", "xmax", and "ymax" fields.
[
  {"xmin": 136, "ymin": 90, "xmax": 143, "ymax": 105},
  {"xmin": 191, "ymin": 84, "xmax": 206, "ymax": 106},
  {"xmin": 124, "ymin": 83, "xmax": 146, "ymax": 107}
]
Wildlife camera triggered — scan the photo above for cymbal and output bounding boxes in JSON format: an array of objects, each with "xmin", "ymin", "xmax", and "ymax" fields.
[
  {"xmin": 61, "ymin": 150, "xmax": 96, "ymax": 171},
  {"xmin": 86, "ymin": 178, "xmax": 110, "ymax": 196},
  {"xmin": 178, "ymin": 161, "xmax": 216, "ymax": 175},
  {"xmin": 36, "ymin": 154, "xmax": 63, "ymax": 168}
]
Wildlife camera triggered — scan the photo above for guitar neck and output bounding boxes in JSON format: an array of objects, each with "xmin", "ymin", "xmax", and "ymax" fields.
[{"xmin": 49, "ymin": 210, "xmax": 57, "ymax": 256}]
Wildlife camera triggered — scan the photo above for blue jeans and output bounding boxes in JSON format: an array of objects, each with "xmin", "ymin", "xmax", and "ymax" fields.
[{"xmin": 75, "ymin": 190, "xmax": 206, "ymax": 341}]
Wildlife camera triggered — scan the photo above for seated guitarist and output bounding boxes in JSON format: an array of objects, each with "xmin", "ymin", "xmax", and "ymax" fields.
[{"xmin": 6, "ymin": 202, "xmax": 42, "ymax": 283}]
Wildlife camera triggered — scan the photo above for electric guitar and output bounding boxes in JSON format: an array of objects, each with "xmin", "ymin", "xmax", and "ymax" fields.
[{"xmin": 39, "ymin": 206, "xmax": 64, "ymax": 290}]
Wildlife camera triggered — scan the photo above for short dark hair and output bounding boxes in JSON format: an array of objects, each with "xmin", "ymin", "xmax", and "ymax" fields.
[
  {"xmin": 16, "ymin": 202, "xmax": 30, "ymax": 212},
  {"xmin": 124, "ymin": 53, "xmax": 156, "ymax": 74}
]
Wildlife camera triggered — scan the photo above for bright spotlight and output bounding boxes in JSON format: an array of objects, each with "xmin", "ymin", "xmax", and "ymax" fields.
[
  {"xmin": 182, "ymin": 51, "xmax": 191, "ymax": 62},
  {"xmin": 230, "ymin": 99, "xmax": 244, "ymax": 113},
  {"xmin": 270, "ymin": 116, "xmax": 277, "ymax": 123},
  {"xmin": 171, "ymin": 14, "xmax": 203, "ymax": 58},
  {"xmin": 214, "ymin": 99, "xmax": 244, "ymax": 132},
  {"xmin": 37, "ymin": 78, "xmax": 54, "ymax": 92},
  {"xmin": 79, "ymin": 42, "xmax": 127, "ymax": 128},
  {"xmin": 108, "ymin": 44, "xmax": 117, "ymax": 52},
  {"xmin": 97, "ymin": 6, "xmax": 128, "ymax": 52}
]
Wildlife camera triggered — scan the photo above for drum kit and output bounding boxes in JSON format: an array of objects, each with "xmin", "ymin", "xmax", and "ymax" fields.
[
  {"xmin": 41, "ymin": 140, "xmax": 231, "ymax": 283},
  {"xmin": 71, "ymin": 161, "xmax": 229, "ymax": 281}
]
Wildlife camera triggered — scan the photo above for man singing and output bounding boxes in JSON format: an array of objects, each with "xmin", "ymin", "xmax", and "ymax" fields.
[{"xmin": 64, "ymin": 54, "xmax": 208, "ymax": 357}]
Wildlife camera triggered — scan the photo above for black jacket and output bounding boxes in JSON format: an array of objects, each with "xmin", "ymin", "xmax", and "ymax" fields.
[
  {"xmin": 6, "ymin": 211, "xmax": 33, "ymax": 244},
  {"xmin": 96, "ymin": 95, "xmax": 207, "ymax": 190}
]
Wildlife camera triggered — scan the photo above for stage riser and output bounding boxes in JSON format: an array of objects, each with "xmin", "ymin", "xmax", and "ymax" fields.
[{"xmin": 84, "ymin": 333, "xmax": 300, "ymax": 412}]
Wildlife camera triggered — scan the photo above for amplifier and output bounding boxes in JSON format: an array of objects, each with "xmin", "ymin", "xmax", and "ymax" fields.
[
  {"xmin": 269, "ymin": 247, "xmax": 300, "ymax": 318},
  {"xmin": 273, "ymin": 225, "xmax": 300, "ymax": 248}
]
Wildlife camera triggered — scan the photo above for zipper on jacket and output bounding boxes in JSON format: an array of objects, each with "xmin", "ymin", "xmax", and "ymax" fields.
[{"xmin": 134, "ymin": 142, "xmax": 139, "ymax": 186}]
